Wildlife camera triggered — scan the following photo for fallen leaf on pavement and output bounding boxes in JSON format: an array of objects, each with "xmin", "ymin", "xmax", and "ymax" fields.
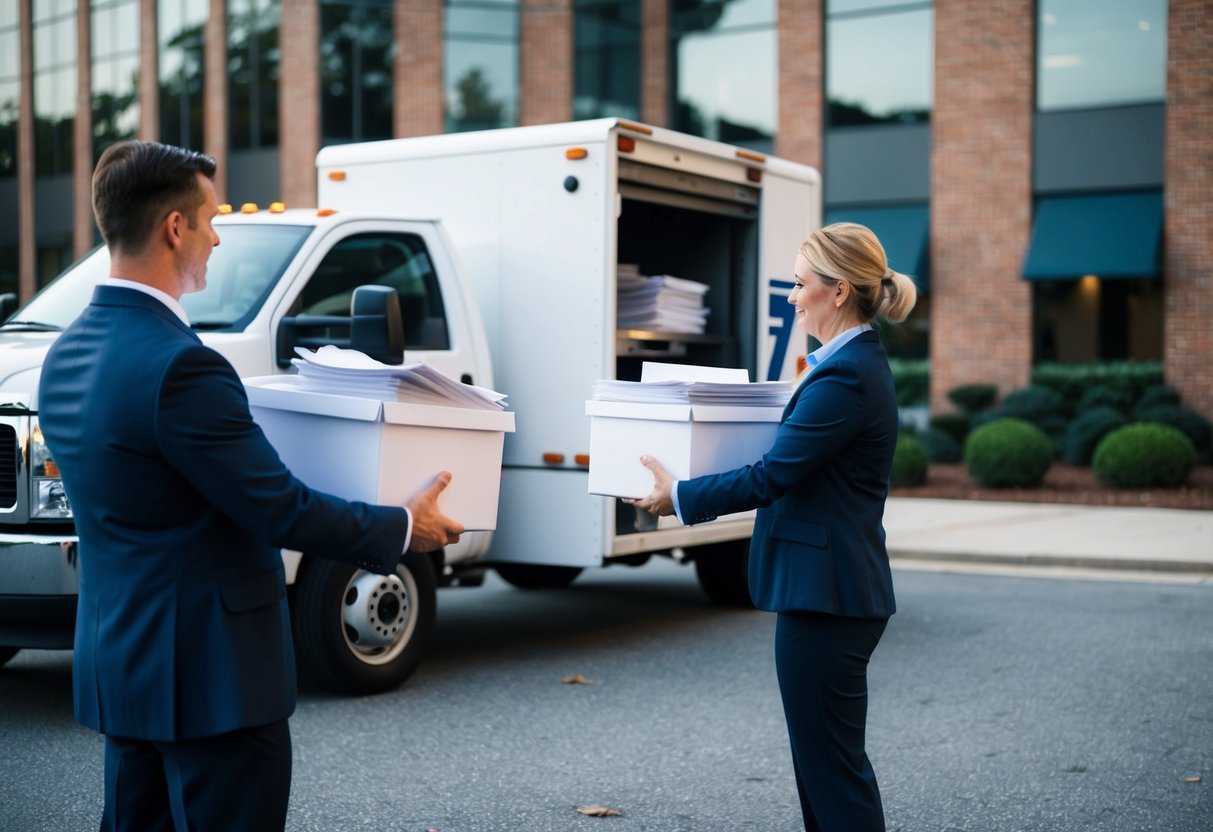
[
  {"xmin": 577, "ymin": 805, "xmax": 623, "ymax": 817},
  {"xmin": 1183, "ymin": 775, "xmax": 1201, "ymax": 783},
  {"xmin": 562, "ymin": 674, "xmax": 594, "ymax": 685}
]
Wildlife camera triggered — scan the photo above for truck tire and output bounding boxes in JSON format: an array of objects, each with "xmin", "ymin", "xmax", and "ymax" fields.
[
  {"xmin": 0, "ymin": 647, "xmax": 17, "ymax": 668},
  {"xmin": 694, "ymin": 541, "xmax": 753, "ymax": 608},
  {"xmin": 495, "ymin": 564, "xmax": 583, "ymax": 589},
  {"xmin": 292, "ymin": 551, "xmax": 436, "ymax": 696}
]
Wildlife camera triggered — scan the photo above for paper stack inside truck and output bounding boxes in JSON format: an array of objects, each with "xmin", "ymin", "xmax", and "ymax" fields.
[{"xmin": 616, "ymin": 264, "xmax": 710, "ymax": 334}]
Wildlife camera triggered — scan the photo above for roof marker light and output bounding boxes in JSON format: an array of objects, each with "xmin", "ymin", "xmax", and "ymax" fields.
[
  {"xmin": 217, "ymin": 204, "xmax": 233, "ymax": 215},
  {"xmin": 240, "ymin": 203, "xmax": 258, "ymax": 214},
  {"xmin": 316, "ymin": 208, "xmax": 337, "ymax": 217},
  {"xmin": 269, "ymin": 201, "xmax": 286, "ymax": 213},
  {"xmin": 566, "ymin": 147, "xmax": 588, "ymax": 160},
  {"xmin": 328, "ymin": 171, "xmax": 347, "ymax": 181}
]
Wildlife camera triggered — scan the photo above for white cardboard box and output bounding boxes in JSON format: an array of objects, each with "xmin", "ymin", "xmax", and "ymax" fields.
[
  {"xmin": 584, "ymin": 400, "xmax": 782, "ymax": 498},
  {"xmin": 244, "ymin": 378, "xmax": 516, "ymax": 531}
]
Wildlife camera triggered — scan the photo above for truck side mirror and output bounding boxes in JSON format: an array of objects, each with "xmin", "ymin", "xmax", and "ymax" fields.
[
  {"xmin": 0, "ymin": 293, "xmax": 17, "ymax": 322},
  {"xmin": 349, "ymin": 285, "xmax": 405, "ymax": 365}
]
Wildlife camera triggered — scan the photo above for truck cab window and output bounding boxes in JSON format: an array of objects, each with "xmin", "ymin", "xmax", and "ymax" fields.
[{"xmin": 298, "ymin": 233, "xmax": 450, "ymax": 350}]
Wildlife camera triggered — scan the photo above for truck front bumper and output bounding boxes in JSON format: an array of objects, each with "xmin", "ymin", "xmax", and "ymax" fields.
[{"xmin": 0, "ymin": 534, "xmax": 79, "ymax": 649}]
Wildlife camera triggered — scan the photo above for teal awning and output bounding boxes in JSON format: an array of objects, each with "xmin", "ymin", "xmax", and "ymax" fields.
[
  {"xmin": 1023, "ymin": 191, "xmax": 1163, "ymax": 280},
  {"xmin": 825, "ymin": 204, "xmax": 929, "ymax": 290}
]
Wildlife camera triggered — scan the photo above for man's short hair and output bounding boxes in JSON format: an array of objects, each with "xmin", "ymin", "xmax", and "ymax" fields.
[{"xmin": 92, "ymin": 141, "xmax": 218, "ymax": 255}]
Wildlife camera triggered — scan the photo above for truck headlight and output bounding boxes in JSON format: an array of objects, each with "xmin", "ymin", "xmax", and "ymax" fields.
[{"xmin": 29, "ymin": 419, "xmax": 72, "ymax": 519}]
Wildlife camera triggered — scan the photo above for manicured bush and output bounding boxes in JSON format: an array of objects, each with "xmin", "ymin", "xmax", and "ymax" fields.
[
  {"xmin": 930, "ymin": 412, "xmax": 970, "ymax": 445},
  {"xmin": 964, "ymin": 418, "xmax": 1054, "ymax": 488},
  {"xmin": 1135, "ymin": 384, "xmax": 1181, "ymax": 412},
  {"xmin": 1000, "ymin": 385, "xmax": 1066, "ymax": 425},
  {"xmin": 1063, "ymin": 406, "xmax": 1129, "ymax": 466},
  {"xmin": 889, "ymin": 358, "xmax": 930, "ymax": 407},
  {"xmin": 1039, "ymin": 415, "xmax": 1069, "ymax": 458},
  {"xmin": 1076, "ymin": 384, "xmax": 1133, "ymax": 415},
  {"xmin": 1093, "ymin": 423, "xmax": 1195, "ymax": 488},
  {"xmin": 947, "ymin": 383, "xmax": 998, "ymax": 415},
  {"xmin": 891, "ymin": 433, "xmax": 929, "ymax": 487},
  {"xmin": 1032, "ymin": 361, "xmax": 1164, "ymax": 412},
  {"xmin": 920, "ymin": 427, "xmax": 962, "ymax": 464},
  {"xmin": 1133, "ymin": 404, "xmax": 1212, "ymax": 456}
]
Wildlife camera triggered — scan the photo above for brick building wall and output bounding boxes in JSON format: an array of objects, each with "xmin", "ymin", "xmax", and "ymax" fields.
[
  {"xmin": 1164, "ymin": 0, "xmax": 1213, "ymax": 420},
  {"xmin": 776, "ymin": 0, "xmax": 822, "ymax": 171},
  {"xmin": 640, "ymin": 0, "xmax": 667, "ymax": 127},
  {"xmin": 278, "ymin": 0, "xmax": 320, "ymax": 208},
  {"xmin": 520, "ymin": 0, "xmax": 573, "ymax": 126},
  {"xmin": 73, "ymin": 1, "xmax": 92, "ymax": 259},
  {"xmin": 138, "ymin": 0, "xmax": 158, "ymax": 141},
  {"xmin": 395, "ymin": 0, "xmax": 444, "ymax": 138},
  {"xmin": 929, "ymin": 0, "xmax": 1034, "ymax": 414},
  {"xmin": 204, "ymin": 0, "xmax": 228, "ymax": 201}
]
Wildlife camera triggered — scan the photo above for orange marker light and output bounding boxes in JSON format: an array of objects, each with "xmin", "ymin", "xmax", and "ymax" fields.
[
  {"xmin": 746, "ymin": 167, "xmax": 762, "ymax": 183},
  {"xmin": 574, "ymin": 454, "xmax": 590, "ymax": 467},
  {"xmin": 618, "ymin": 136, "xmax": 636, "ymax": 153},
  {"xmin": 328, "ymin": 171, "xmax": 347, "ymax": 181},
  {"xmin": 217, "ymin": 204, "xmax": 233, "ymax": 215},
  {"xmin": 735, "ymin": 149, "xmax": 766, "ymax": 164},
  {"xmin": 240, "ymin": 202, "xmax": 258, "ymax": 214},
  {"xmin": 618, "ymin": 120, "xmax": 653, "ymax": 135},
  {"xmin": 542, "ymin": 452, "xmax": 565, "ymax": 465},
  {"xmin": 269, "ymin": 201, "xmax": 286, "ymax": 213},
  {"xmin": 565, "ymin": 147, "xmax": 588, "ymax": 160},
  {"xmin": 316, "ymin": 208, "xmax": 338, "ymax": 217}
]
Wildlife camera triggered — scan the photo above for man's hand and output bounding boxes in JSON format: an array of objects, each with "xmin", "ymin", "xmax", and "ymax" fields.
[
  {"xmin": 623, "ymin": 455, "xmax": 675, "ymax": 517},
  {"xmin": 405, "ymin": 472, "xmax": 465, "ymax": 552}
]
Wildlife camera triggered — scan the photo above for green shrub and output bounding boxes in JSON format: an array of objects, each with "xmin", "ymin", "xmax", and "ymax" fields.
[
  {"xmin": 1063, "ymin": 406, "xmax": 1129, "ymax": 466},
  {"xmin": 1039, "ymin": 414, "xmax": 1069, "ymax": 458},
  {"xmin": 1135, "ymin": 384, "xmax": 1181, "ymax": 412},
  {"xmin": 1076, "ymin": 384, "xmax": 1133, "ymax": 415},
  {"xmin": 1133, "ymin": 404, "xmax": 1212, "ymax": 456},
  {"xmin": 889, "ymin": 358, "xmax": 930, "ymax": 407},
  {"xmin": 920, "ymin": 428, "xmax": 962, "ymax": 463},
  {"xmin": 947, "ymin": 383, "xmax": 998, "ymax": 415},
  {"xmin": 1093, "ymin": 423, "xmax": 1195, "ymax": 488},
  {"xmin": 891, "ymin": 433, "xmax": 929, "ymax": 487},
  {"xmin": 964, "ymin": 418, "xmax": 1054, "ymax": 488},
  {"xmin": 1032, "ymin": 361, "xmax": 1164, "ymax": 412},
  {"xmin": 930, "ymin": 412, "xmax": 969, "ymax": 445},
  {"xmin": 1001, "ymin": 385, "xmax": 1066, "ymax": 425}
]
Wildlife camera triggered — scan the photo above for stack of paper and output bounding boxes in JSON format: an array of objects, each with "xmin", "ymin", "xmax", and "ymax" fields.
[
  {"xmin": 591, "ymin": 378, "xmax": 794, "ymax": 407},
  {"xmin": 290, "ymin": 346, "xmax": 509, "ymax": 410},
  {"xmin": 591, "ymin": 379, "xmax": 691, "ymax": 404},
  {"xmin": 616, "ymin": 266, "xmax": 711, "ymax": 334}
]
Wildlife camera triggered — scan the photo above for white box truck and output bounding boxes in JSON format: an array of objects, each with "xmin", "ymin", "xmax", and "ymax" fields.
[{"xmin": 0, "ymin": 119, "xmax": 819, "ymax": 694}]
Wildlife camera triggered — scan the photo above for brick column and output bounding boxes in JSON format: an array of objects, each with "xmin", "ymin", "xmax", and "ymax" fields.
[
  {"xmin": 929, "ymin": 0, "xmax": 1034, "ymax": 414},
  {"xmin": 17, "ymin": 0, "xmax": 35, "ymax": 302},
  {"xmin": 776, "ymin": 0, "xmax": 822, "ymax": 170},
  {"xmin": 519, "ymin": 0, "xmax": 572, "ymax": 126},
  {"xmin": 1164, "ymin": 0, "xmax": 1213, "ymax": 421},
  {"xmin": 640, "ymin": 0, "xmax": 666, "ymax": 127},
  {"xmin": 73, "ymin": 1, "xmax": 93, "ymax": 259},
  {"xmin": 394, "ymin": 0, "xmax": 443, "ymax": 138},
  {"xmin": 138, "ymin": 0, "xmax": 158, "ymax": 140},
  {"xmin": 279, "ymin": 0, "xmax": 319, "ymax": 207},
  {"xmin": 204, "ymin": 0, "xmax": 227, "ymax": 200}
]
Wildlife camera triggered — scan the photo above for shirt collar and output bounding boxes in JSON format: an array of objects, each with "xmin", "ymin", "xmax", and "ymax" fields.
[
  {"xmin": 806, "ymin": 323, "xmax": 872, "ymax": 372},
  {"xmin": 102, "ymin": 277, "xmax": 190, "ymax": 326}
]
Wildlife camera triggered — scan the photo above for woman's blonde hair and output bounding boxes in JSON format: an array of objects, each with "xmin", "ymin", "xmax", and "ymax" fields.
[{"xmin": 799, "ymin": 222, "xmax": 918, "ymax": 323}]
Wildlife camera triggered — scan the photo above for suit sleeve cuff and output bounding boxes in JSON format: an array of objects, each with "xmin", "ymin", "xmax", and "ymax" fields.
[
  {"xmin": 671, "ymin": 481, "xmax": 686, "ymax": 525},
  {"xmin": 401, "ymin": 507, "xmax": 413, "ymax": 554}
]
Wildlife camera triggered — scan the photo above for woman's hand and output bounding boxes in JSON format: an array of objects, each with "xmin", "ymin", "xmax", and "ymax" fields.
[{"xmin": 624, "ymin": 455, "xmax": 675, "ymax": 517}]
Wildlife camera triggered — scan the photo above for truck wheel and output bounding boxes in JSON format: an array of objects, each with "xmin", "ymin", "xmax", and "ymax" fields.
[
  {"xmin": 0, "ymin": 647, "xmax": 17, "ymax": 668},
  {"xmin": 292, "ymin": 551, "xmax": 436, "ymax": 696},
  {"xmin": 694, "ymin": 541, "xmax": 753, "ymax": 608},
  {"xmin": 495, "ymin": 564, "xmax": 583, "ymax": 589}
]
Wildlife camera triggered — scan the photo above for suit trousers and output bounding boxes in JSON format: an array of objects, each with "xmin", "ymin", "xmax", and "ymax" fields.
[
  {"xmin": 775, "ymin": 611, "xmax": 888, "ymax": 832},
  {"xmin": 101, "ymin": 719, "xmax": 292, "ymax": 832}
]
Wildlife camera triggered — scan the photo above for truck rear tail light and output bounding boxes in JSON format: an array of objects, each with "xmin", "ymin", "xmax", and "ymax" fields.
[
  {"xmin": 574, "ymin": 454, "xmax": 590, "ymax": 467},
  {"xmin": 617, "ymin": 136, "xmax": 636, "ymax": 153},
  {"xmin": 746, "ymin": 167, "xmax": 762, "ymax": 183}
]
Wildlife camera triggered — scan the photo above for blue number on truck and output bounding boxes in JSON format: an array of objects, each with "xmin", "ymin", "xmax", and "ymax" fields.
[{"xmin": 767, "ymin": 279, "xmax": 796, "ymax": 381}]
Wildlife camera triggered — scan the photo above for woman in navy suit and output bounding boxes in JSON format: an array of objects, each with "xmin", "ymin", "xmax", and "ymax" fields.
[{"xmin": 630, "ymin": 222, "xmax": 917, "ymax": 831}]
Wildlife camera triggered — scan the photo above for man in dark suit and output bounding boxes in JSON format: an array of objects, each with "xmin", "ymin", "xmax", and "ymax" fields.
[
  {"xmin": 630, "ymin": 223, "xmax": 918, "ymax": 831},
  {"xmin": 38, "ymin": 140, "xmax": 464, "ymax": 832}
]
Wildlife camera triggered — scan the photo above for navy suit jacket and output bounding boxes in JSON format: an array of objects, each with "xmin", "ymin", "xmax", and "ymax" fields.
[
  {"xmin": 39, "ymin": 286, "xmax": 408, "ymax": 742},
  {"xmin": 678, "ymin": 331, "xmax": 898, "ymax": 618}
]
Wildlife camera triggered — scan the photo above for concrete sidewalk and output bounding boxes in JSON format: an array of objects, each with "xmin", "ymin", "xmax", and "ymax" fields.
[{"xmin": 884, "ymin": 497, "xmax": 1213, "ymax": 580}]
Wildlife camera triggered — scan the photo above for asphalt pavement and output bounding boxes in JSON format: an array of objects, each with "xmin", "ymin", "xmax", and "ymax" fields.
[{"xmin": 884, "ymin": 497, "xmax": 1213, "ymax": 581}]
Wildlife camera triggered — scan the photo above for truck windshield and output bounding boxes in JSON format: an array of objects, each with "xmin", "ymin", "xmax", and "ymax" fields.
[{"xmin": 9, "ymin": 224, "xmax": 311, "ymax": 331}]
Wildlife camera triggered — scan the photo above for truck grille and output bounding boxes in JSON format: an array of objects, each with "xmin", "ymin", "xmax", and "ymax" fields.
[{"xmin": 0, "ymin": 424, "xmax": 16, "ymax": 508}]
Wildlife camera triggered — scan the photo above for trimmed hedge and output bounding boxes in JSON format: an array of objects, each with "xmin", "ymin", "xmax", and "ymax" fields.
[
  {"xmin": 920, "ymin": 427, "xmax": 962, "ymax": 464},
  {"xmin": 1133, "ymin": 404, "xmax": 1212, "ymax": 456},
  {"xmin": 930, "ymin": 412, "xmax": 970, "ymax": 445},
  {"xmin": 889, "ymin": 358, "xmax": 930, "ymax": 407},
  {"xmin": 947, "ymin": 383, "xmax": 998, "ymax": 415},
  {"xmin": 1076, "ymin": 384, "xmax": 1134, "ymax": 415},
  {"xmin": 1000, "ymin": 385, "xmax": 1066, "ymax": 425},
  {"xmin": 891, "ymin": 433, "xmax": 929, "ymax": 487},
  {"xmin": 1063, "ymin": 406, "xmax": 1129, "ymax": 466},
  {"xmin": 1032, "ymin": 361, "xmax": 1164, "ymax": 412},
  {"xmin": 1135, "ymin": 384, "xmax": 1181, "ymax": 412},
  {"xmin": 1093, "ymin": 423, "xmax": 1195, "ymax": 488},
  {"xmin": 964, "ymin": 418, "xmax": 1053, "ymax": 488}
]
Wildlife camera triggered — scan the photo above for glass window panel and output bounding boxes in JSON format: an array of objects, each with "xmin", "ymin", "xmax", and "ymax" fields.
[
  {"xmin": 444, "ymin": 0, "xmax": 519, "ymax": 133},
  {"xmin": 0, "ymin": 7, "xmax": 17, "ymax": 27},
  {"xmin": 229, "ymin": 0, "xmax": 280, "ymax": 149},
  {"xmin": 160, "ymin": 0, "xmax": 208, "ymax": 150},
  {"xmin": 0, "ymin": 30, "xmax": 19, "ymax": 79},
  {"xmin": 826, "ymin": 6, "xmax": 931, "ymax": 126},
  {"xmin": 827, "ymin": 0, "xmax": 926, "ymax": 13},
  {"xmin": 321, "ymin": 1, "xmax": 394, "ymax": 144},
  {"xmin": 0, "ymin": 79, "xmax": 18, "ymax": 178},
  {"xmin": 1037, "ymin": 0, "xmax": 1167, "ymax": 111},
  {"xmin": 573, "ymin": 0, "xmax": 641, "ymax": 121},
  {"xmin": 671, "ymin": 0, "xmax": 777, "ymax": 150}
]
